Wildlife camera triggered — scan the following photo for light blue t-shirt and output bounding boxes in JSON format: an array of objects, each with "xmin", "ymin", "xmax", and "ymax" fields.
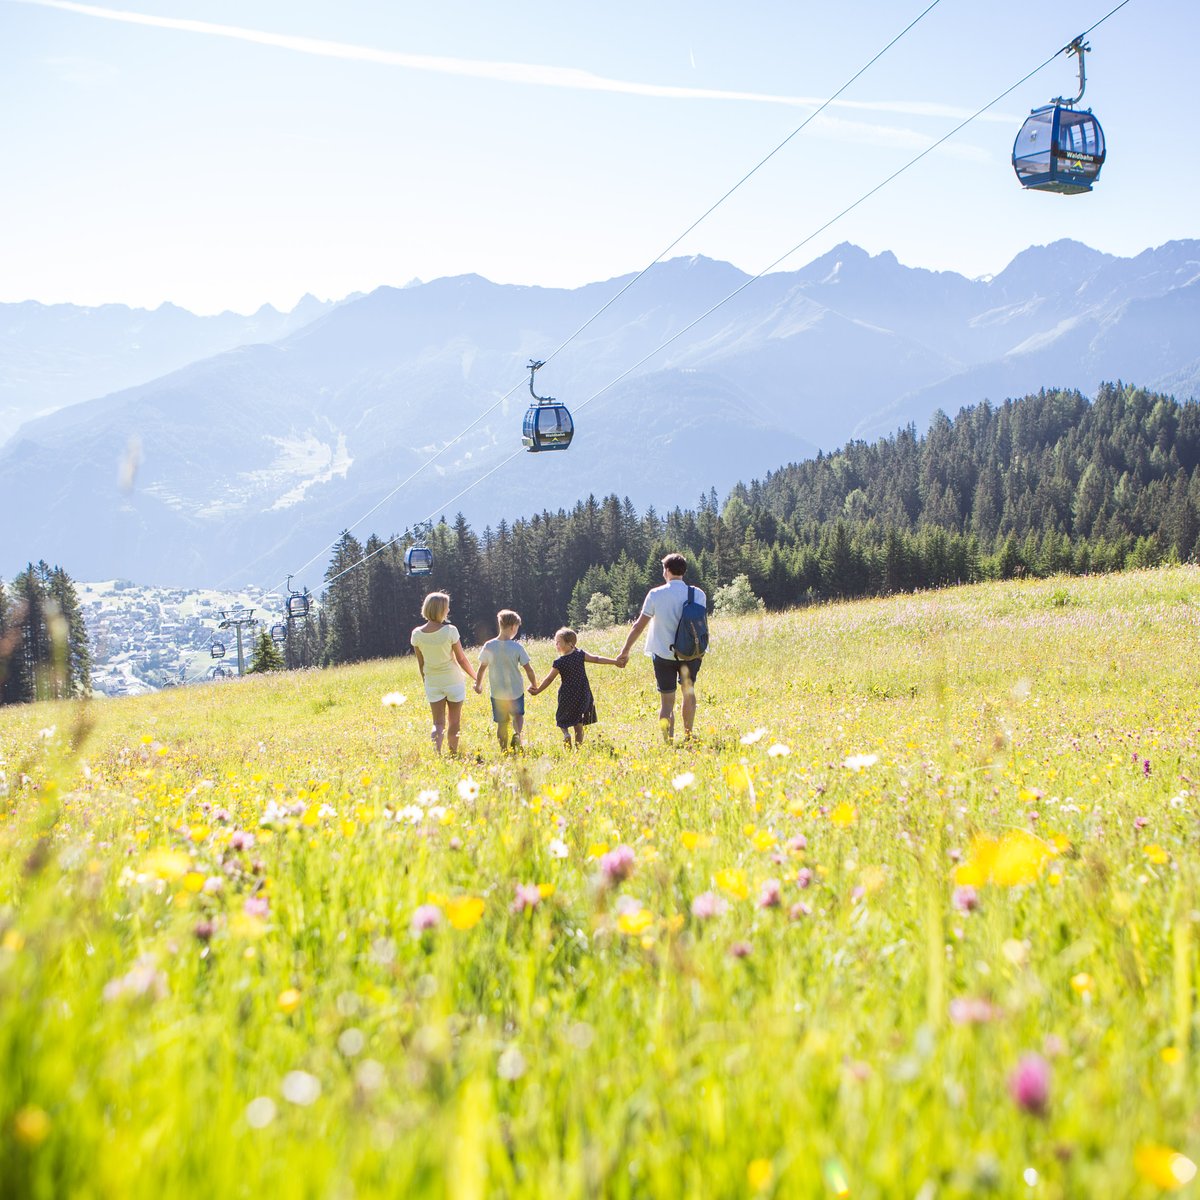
[{"xmin": 480, "ymin": 637, "xmax": 531, "ymax": 700}]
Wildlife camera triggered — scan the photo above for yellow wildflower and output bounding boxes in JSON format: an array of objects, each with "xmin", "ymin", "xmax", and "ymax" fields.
[
  {"xmin": 446, "ymin": 896, "xmax": 485, "ymax": 931},
  {"xmin": 715, "ymin": 868, "xmax": 749, "ymax": 901},
  {"xmin": 829, "ymin": 802, "xmax": 857, "ymax": 828},
  {"xmin": 1134, "ymin": 1144, "xmax": 1197, "ymax": 1190}
]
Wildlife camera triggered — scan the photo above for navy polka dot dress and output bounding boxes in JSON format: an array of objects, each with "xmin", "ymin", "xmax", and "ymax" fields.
[{"xmin": 553, "ymin": 648, "xmax": 597, "ymax": 728}]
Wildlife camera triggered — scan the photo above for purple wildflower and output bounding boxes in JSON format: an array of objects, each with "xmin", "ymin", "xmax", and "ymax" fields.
[
  {"xmin": 243, "ymin": 895, "xmax": 269, "ymax": 919},
  {"xmin": 758, "ymin": 878, "xmax": 783, "ymax": 909},
  {"xmin": 953, "ymin": 886, "xmax": 980, "ymax": 914},
  {"xmin": 796, "ymin": 867, "xmax": 814, "ymax": 889},
  {"xmin": 1008, "ymin": 1053, "xmax": 1051, "ymax": 1117},
  {"xmin": 728, "ymin": 940, "xmax": 752, "ymax": 959},
  {"xmin": 599, "ymin": 845, "xmax": 636, "ymax": 885},
  {"xmin": 410, "ymin": 904, "xmax": 442, "ymax": 933},
  {"xmin": 690, "ymin": 891, "xmax": 727, "ymax": 920},
  {"xmin": 511, "ymin": 883, "xmax": 542, "ymax": 915}
]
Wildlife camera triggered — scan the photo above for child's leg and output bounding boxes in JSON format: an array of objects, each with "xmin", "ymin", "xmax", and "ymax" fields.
[
  {"xmin": 558, "ymin": 724, "xmax": 572, "ymax": 747},
  {"xmin": 511, "ymin": 713, "xmax": 524, "ymax": 748},
  {"xmin": 429, "ymin": 699, "xmax": 447, "ymax": 753},
  {"xmin": 446, "ymin": 700, "xmax": 464, "ymax": 755},
  {"xmin": 573, "ymin": 723, "xmax": 585, "ymax": 746}
]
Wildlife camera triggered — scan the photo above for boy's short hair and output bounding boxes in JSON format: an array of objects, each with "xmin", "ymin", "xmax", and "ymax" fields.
[
  {"xmin": 421, "ymin": 591, "xmax": 451, "ymax": 622},
  {"xmin": 497, "ymin": 609, "xmax": 521, "ymax": 631},
  {"xmin": 662, "ymin": 552, "xmax": 687, "ymax": 577},
  {"xmin": 554, "ymin": 627, "xmax": 578, "ymax": 646}
]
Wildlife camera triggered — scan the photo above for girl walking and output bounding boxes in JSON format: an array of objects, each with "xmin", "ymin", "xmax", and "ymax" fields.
[
  {"xmin": 530, "ymin": 627, "xmax": 622, "ymax": 747},
  {"xmin": 410, "ymin": 591, "xmax": 477, "ymax": 754}
]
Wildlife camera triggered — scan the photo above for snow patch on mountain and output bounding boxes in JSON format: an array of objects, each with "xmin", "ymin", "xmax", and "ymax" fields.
[{"xmin": 265, "ymin": 433, "xmax": 353, "ymax": 510}]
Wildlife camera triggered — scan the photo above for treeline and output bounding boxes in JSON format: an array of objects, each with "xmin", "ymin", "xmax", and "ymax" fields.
[
  {"xmin": 314, "ymin": 382, "xmax": 1199, "ymax": 664},
  {"xmin": 0, "ymin": 561, "xmax": 91, "ymax": 704}
]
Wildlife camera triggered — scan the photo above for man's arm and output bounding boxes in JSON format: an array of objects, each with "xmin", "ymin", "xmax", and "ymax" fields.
[{"xmin": 615, "ymin": 612, "xmax": 651, "ymax": 667}]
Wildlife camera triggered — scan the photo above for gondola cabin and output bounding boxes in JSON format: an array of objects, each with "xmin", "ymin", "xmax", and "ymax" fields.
[
  {"xmin": 404, "ymin": 545, "xmax": 434, "ymax": 576},
  {"xmin": 286, "ymin": 591, "xmax": 310, "ymax": 620},
  {"xmin": 522, "ymin": 403, "xmax": 574, "ymax": 452},
  {"xmin": 270, "ymin": 623, "xmax": 287, "ymax": 645},
  {"xmin": 523, "ymin": 358, "xmax": 573, "ymax": 452},
  {"xmin": 211, "ymin": 642, "xmax": 226, "ymax": 660},
  {"xmin": 1012, "ymin": 104, "xmax": 1105, "ymax": 194}
]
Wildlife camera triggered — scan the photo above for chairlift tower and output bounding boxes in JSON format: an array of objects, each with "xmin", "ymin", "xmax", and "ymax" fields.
[{"xmin": 218, "ymin": 606, "xmax": 257, "ymax": 676}]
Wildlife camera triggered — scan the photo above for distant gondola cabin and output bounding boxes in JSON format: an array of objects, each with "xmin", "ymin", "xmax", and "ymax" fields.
[
  {"xmin": 522, "ymin": 403, "xmax": 574, "ymax": 452},
  {"xmin": 405, "ymin": 545, "xmax": 434, "ymax": 576}
]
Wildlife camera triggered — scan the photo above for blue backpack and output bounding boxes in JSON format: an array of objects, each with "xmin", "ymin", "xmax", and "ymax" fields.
[{"xmin": 671, "ymin": 585, "xmax": 709, "ymax": 661}]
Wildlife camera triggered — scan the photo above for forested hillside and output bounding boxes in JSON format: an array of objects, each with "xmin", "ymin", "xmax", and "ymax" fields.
[
  {"xmin": 312, "ymin": 382, "xmax": 1200, "ymax": 665},
  {"xmin": 0, "ymin": 562, "xmax": 90, "ymax": 705}
]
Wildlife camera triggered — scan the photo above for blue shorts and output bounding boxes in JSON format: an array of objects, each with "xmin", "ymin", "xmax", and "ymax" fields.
[
  {"xmin": 652, "ymin": 655, "xmax": 702, "ymax": 693},
  {"xmin": 490, "ymin": 695, "xmax": 525, "ymax": 723}
]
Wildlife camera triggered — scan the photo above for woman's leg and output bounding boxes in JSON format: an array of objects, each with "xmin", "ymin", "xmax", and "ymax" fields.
[
  {"xmin": 429, "ymin": 699, "xmax": 447, "ymax": 753},
  {"xmin": 446, "ymin": 699, "xmax": 464, "ymax": 755}
]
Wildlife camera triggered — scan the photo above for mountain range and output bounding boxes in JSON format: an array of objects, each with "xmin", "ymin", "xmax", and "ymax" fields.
[{"xmin": 2, "ymin": 238, "xmax": 1198, "ymax": 590}]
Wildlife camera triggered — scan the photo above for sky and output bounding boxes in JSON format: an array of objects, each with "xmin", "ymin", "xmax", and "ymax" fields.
[{"xmin": 1, "ymin": 0, "xmax": 1193, "ymax": 315}]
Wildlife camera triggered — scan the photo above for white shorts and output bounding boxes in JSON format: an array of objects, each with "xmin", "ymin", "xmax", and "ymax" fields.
[{"xmin": 424, "ymin": 679, "xmax": 466, "ymax": 704}]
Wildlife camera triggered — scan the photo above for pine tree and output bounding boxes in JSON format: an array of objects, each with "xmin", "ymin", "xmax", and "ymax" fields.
[{"xmin": 248, "ymin": 630, "xmax": 285, "ymax": 673}]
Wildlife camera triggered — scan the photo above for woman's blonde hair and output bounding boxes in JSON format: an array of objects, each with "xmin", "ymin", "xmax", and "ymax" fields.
[
  {"xmin": 554, "ymin": 627, "xmax": 578, "ymax": 646},
  {"xmin": 421, "ymin": 591, "xmax": 451, "ymax": 622}
]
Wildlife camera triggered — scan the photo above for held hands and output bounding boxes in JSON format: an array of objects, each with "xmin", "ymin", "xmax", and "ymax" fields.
[
  {"xmin": 615, "ymin": 653, "xmax": 629, "ymax": 668},
  {"xmin": 473, "ymin": 681, "xmax": 482, "ymax": 694}
]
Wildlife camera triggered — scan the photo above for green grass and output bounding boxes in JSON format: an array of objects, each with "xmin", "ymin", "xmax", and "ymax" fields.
[{"xmin": 3, "ymin": 567, "xmax": 1200, "ymax": 1198}]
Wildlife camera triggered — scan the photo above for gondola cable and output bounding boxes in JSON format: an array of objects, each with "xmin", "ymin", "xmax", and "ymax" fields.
[
  {"xmin": 269, "ymin": 0, "xmax": 950, "ymax": 593},
  {"xmin": 316, "ymin": 0, "xmax": 1137, "ymax": 597}
]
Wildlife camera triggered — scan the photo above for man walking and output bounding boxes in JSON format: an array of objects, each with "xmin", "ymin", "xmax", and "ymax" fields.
[{"xmin": 616, "ymin": 553, "xmax": 706, "ymax": 742}]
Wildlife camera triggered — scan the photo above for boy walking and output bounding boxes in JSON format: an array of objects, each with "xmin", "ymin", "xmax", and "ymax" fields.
[{"xmin": 474, "ymin": 609, "xmax": 537, "ymax": 750}]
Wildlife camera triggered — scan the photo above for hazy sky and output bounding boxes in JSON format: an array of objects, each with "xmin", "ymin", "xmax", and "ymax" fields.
[{"xmin": 2, "ymin": 0, "xmax": 1191, "ymax": 314}]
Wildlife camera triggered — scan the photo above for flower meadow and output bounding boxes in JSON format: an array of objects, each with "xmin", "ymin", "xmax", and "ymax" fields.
[{"xmin": 3, "ymin": 568, "xmax": 1200, "ymax": 1198}]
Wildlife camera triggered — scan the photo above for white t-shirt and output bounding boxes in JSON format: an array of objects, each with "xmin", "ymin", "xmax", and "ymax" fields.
[
  {"xmin": 640, "ymin": 578, "xmax": 706, "ymax": 659},
  {"xmin": 410, "ymin": 623, "xmax": 463, "ymax": 686},
  {"xmin": 479, "ymin": 637, "xmax": 531, "ymax": 700}
]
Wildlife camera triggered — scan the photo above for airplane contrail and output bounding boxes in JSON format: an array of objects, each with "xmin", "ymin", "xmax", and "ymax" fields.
[{"xmin": 15, "ymin": 0, "xmax": 1012, "ymax": 125}]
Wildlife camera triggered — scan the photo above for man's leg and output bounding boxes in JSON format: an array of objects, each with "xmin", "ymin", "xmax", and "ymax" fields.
[
  {"xmin": 658, "ymin": 688, "xmax": 676, "ymax": 742},
  {"xmin": 680, "ymin": 664, "xmax": 697, "ymax": 739}
]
